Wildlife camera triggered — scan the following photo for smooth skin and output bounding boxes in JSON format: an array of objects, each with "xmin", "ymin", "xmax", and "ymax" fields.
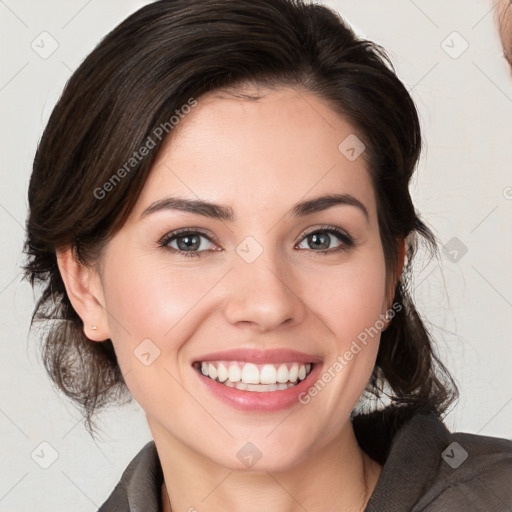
[{"xmin": 57, "ymin": 84, "xmax": 406, "ymax": 512}]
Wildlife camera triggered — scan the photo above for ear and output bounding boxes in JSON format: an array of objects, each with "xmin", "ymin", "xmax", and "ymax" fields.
[
  {"xmin": 396, "ymin": 237, "xmax": 407, "ymax": 283},
  {"xmin": 388, "ymin": 237, "xmax": 406, "ymax": 306},
  {"xmin": 382, "ymin": 237, "xmax": 407, "ymax": 328},
  {"xmin": 56, "ymin": 245, "xmax": 110, "ymax": 342}
]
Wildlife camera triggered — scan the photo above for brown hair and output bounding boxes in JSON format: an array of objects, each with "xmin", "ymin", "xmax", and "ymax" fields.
[{"xmin": 23, "ymin": 0, "xmax": 458, "ymax": 436}]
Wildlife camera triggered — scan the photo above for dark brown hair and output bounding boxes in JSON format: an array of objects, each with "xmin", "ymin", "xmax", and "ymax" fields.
[{"xmin": 24, "ymin": 0, "xmax": 458, "ymax": 436}]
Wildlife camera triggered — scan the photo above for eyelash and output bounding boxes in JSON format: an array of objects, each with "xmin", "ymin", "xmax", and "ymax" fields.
[{"xmin": 157, "ymin": 225, "xmax": 356, "ymax": 258}]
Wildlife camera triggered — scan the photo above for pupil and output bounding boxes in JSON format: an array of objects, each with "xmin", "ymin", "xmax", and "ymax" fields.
[
  {"xmin": 178, "ymin": 235, "xmax": 200, "ymax": 251},
  {"xmin": 310, "ymin": 233, "xmax": 329, "ymax": 250}
]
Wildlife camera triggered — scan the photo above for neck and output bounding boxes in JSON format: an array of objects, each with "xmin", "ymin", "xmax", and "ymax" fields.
[{"xmin": 154, "ymin": 418, "xmax": 381, "ymax": 512}]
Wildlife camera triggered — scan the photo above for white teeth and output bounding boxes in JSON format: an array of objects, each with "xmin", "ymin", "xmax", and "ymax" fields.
[
  {"xmin": 276, "ymin": 364, "xmax": 289, "ymax": 383},
  {"xmin": 241, "ymin": 363, "xmax": 260, "ymax": 384},
  {"xmin": 217, "ymin": 363, "xmax": 228, "ymax": 382},
  {"xmin": 260, "ymin": 364, "xmax": 277, "ymax": 384},
  {"xmin": 217, "ymin": 380, "xmax": 296, "ymax": 392},
  {"xmin": 197, "ymin": 360, "xmax": 313, "ymax": 390},
  {"xmin": 208, "ymin": 363, "xmax": 217, "ymax": 380},
  {"xmin": 228, "ymin": 365, "xmax": 241, "ymax": 383},
  {"xmin": 289, "ymin": 363, "xmax": 299, "ymax": 382}
]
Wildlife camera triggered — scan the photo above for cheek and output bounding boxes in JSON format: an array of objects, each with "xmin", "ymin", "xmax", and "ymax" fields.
[
  {"xmin": 99, "ymin": 262, "xmax": 200, "ymax": 403},
  {"xmin": 103, "ymin": 246, "xmax": 193, "ymax": 322},
  {"xmin": 101, "ymin": 254, "xmax": 220, "ymax": 358},
  {"xmin": 305, "ymin": 250, "xmax": 387, "ymax": 409},
  {"xmin": 305, "ymin": 250, "xmax": 388, "ymax": 342}
]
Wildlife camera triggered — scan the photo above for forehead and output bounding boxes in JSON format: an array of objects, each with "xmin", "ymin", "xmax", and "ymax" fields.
[{"xmin": 131, "ymin": 86, "xmax": 377, "ymax": 223}]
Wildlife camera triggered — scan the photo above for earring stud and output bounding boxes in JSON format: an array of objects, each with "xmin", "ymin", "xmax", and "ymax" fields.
[{"xmin": 91, "ymin": 325, "xmax": 98, "ymax": 330}]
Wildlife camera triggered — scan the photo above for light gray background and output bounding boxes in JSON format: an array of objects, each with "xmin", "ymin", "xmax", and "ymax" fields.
[{"xmin": 1, "ymin": 1, "xmax": 511, "ymax": 511}]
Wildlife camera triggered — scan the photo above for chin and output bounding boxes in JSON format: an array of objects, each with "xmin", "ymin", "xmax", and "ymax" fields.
[{"xmin": 203, "ymin": 434, "xmax": 316, "ymax": 473}]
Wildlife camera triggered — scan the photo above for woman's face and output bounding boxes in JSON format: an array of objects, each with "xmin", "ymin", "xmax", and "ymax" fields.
[{"xmin": 91, "ymin": 85, "xmax": 393, "ymax": 471}]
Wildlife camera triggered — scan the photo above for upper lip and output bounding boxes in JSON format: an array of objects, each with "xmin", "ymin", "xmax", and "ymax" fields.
[{"xmin": 192, "ymin": 348, "xmax": 322, "ymax": 365}]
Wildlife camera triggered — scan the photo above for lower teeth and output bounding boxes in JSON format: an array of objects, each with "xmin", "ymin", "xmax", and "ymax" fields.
[{"xmin": 210, "ymin": 377, "xmax": 303, "ymax": 392}]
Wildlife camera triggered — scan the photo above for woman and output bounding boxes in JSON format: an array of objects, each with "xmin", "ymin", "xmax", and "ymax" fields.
[{"xmin": 23, "ymin": 0, "xmax": 512, "ymax": 511}]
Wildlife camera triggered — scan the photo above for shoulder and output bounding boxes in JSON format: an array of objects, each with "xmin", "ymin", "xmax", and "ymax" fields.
[
  {"xmin": 357, "ymin": 405, "xmax": 512, "ymax": 512},
  {"xmin": 98, "ymin": 441, "xmax": 163, "ymax": 512},
  {"xmin": 417, "ymin": 428, "xmax": 512, "ymax": 511}
]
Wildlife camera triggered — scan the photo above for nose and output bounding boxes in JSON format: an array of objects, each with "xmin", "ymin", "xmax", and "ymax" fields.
[{"xmin": 222, "ymin": 246, "xmax": 307, "ymax": 332}]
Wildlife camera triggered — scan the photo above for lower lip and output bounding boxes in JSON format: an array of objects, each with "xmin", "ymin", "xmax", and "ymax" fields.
[{"xmin": 193, "ymin": 363, "xmax": 323, "ymax": 412}]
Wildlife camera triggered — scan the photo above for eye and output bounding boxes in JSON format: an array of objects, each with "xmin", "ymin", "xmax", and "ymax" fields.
[
  {"xmin": 158, "ymin": 229, "xmax": 218, "ymax": 258},
  {"xmin": 158, "ymin": 225, "xmax": 356, "ymax": 258},
  {"xmin": 296, "ymin": 226, "xmax": 355, "ymax": 254}
]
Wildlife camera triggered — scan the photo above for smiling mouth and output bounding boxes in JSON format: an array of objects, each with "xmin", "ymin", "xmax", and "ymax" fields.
[{"xmin": 192, "ymin": 360, "xmax": 314, "ymax": 392}]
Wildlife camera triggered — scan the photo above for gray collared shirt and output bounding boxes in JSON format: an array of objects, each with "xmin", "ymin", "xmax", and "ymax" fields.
[{"xmin": 98, "ymin": 406, "xmax": 512, "ymax": 511}]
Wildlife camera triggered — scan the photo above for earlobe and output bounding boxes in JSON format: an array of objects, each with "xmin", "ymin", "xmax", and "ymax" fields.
[{"xmin": 55, "ymin": 246, "xmax": 110, "ymax": 342}]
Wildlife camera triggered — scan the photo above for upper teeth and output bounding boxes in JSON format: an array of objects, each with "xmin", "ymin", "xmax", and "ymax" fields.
[{"xmin": 198, "ymin": 361, "xmax": 312, "ymax": 385}]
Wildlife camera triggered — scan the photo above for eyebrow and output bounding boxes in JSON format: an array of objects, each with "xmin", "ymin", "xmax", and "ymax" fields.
[{"xmin": 139, "ymin": 193, "xmax": 369, "ymax": 222}]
